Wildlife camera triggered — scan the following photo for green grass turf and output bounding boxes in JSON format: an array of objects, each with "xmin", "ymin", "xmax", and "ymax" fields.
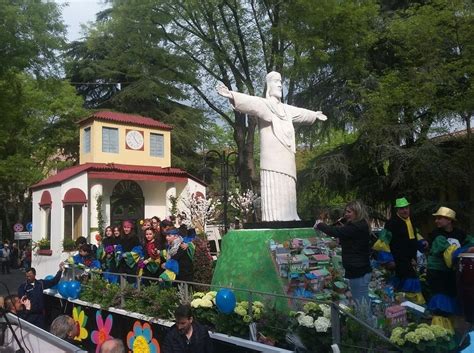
[{"xmin": 211, "ymin": 227, "xmax": 317, "ymax": 310}]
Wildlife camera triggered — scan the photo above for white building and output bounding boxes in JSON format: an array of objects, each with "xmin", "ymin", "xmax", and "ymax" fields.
[{"xmin": 30, "ymin": 111, "xmax": 205, "ymax": 277}]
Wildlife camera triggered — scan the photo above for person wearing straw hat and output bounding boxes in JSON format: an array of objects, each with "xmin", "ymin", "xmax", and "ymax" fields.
[
  {"xmin": 426, "ymin": 206, "xmax": 472, "ymax": 333},
  {"xmin": 376, "ymin": 197, "xmax": 427, "ymax": 304}
]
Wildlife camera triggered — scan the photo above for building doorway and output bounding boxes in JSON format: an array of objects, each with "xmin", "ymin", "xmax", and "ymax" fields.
[{"xmin": 110, "ymin": 180, "xmax": 144, "ymax": 227}]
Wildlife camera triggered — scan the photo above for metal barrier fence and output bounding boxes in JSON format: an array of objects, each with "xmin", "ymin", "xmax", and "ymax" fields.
[{"xmin": 63, "ymin": 265, "xmax": 401, "ymax": 352}]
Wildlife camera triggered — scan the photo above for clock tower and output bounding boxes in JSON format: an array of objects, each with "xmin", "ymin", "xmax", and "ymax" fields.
[{"xmin": 78, "ymin": 111, "xmax": 172, "ymax": 168}]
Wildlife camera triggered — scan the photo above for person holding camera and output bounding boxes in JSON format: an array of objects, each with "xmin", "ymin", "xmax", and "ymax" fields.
[{"xmin": 17, "ymin": 262, "xmax": 64, "ymax": 328}]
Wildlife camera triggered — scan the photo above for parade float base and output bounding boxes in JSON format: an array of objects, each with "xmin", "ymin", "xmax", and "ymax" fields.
[{"xmin": 212, "ymin": 227, "xmax": 317, "ymax": 309}]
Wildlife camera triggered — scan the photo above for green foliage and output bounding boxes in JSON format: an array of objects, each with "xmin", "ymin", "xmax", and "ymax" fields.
[
  {"xmin": 119, "ymin": 284, "xmax": 179, "ymax": 320},
  {"xmin": 0, "ymin": 1, "xmax": 86, "ymax": 238},
  {"xmin": 80, "ymin": 278, "xmax": 179, "ymax": 319},
  {"xmin": 192, "ymin": 237, "xmax": 214, "ymax": 291},
  {"xmin": 96, "ymin": 194, "xmax": 104, "ymax": 236},
  {"xmin": 297, "ymin": 129, "xmax": 357, "ymax": 219},
  {"xmin": 62, "ymin": 238, "xmax": 76, "ymax": 252},
  {"xmin": 80, "ymin": 277, "xmax": 121, "ymax": 309},
  {"xmin": 35, "ymin": 238, "xmax": 50, "ymax": 250}
]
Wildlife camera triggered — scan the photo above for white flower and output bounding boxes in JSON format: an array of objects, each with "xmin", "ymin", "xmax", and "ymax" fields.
[
  {"xmin": 297, "ymin": 314, "xmax": 314, "ymax": 328},
  {"xmin": 320, "ymin": 304, "xmax": 331, "ymax": 319},
  {"xmin": 314, "ymin": 316, "xmax": 331, "ymax": 332}
]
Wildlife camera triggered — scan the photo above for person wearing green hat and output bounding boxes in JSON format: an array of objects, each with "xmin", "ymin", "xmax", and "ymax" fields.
[{"xmin": 377, "ymin": 197, "xmax": 427, "ymax": 304}]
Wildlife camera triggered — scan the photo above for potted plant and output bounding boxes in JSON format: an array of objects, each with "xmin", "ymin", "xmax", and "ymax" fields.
[
  {"xmin": 62, "ymin": 238, "xmax": 76, "ymax": 252},
  {"xmin": 35, "ymin": 238, "xmax": 52, "ymax": 256}
]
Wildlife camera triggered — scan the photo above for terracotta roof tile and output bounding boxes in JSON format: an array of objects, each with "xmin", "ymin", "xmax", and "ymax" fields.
[
  {"xmin": 78, "ymin": 111, "xmax": 173, "ymax": 130},
  {"xmin": 30, "ymin": 163, "xmax": 205, "ymax": 189}
]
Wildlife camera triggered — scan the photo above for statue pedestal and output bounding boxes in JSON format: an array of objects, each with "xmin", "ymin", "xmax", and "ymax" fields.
[{"xmin": 211, "ymin": 227, "xmax": 316, "ymax": 310}]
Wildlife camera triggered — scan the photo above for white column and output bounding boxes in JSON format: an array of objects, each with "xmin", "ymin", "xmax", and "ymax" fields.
[{"xmin": 165, "ymin": 183, "xmax": 176, "ymax": 217}]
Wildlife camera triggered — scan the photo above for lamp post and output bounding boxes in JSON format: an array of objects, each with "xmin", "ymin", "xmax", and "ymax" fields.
[{"xmin": 203, "ymin": 150, "xmax": 238, "ymax": 233}]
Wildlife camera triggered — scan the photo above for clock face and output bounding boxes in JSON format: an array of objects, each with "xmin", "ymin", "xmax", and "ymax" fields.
[{"xmin": 125, "ymin": 130, "xmax": 144, "ymax": 150}]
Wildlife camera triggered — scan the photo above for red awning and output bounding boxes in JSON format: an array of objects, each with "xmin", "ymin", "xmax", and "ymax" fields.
[
  {"xmin": 63, "ymin": 188, "xmax": 87, "ymax": 206},
  {"xmin": 39, "ymin": 191, "xmax": 52, "ymax": 208}
]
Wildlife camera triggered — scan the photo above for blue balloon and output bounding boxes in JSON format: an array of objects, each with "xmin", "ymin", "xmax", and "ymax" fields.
[
  {"xmin": 216, "ymin": 288, "xmax": 236, "ymax": 314},
  {"xmin": 67, "ymin": 280, "xmax": 82, "ymax": 299},
  {"xmin": 57, "ymin": 281, "xmax": 69, "ymax": 298},
  {"xmin": 44, "ymin": 275, "xmax": 58, "ymax": 290}
]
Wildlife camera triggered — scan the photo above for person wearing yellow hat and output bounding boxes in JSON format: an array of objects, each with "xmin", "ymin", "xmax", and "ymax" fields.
[
  {"xmin": 426, "ymin": 206, "xmax": 472, "ymax": 333},
  {"xmin": 374, "ymin": 197, "xmax": 427, "ymax": 304}
]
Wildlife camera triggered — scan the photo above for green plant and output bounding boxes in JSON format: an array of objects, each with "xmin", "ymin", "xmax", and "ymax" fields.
[
  {"xmin": 289, "ymin": 302, "xmax": 332, "ymax": 352},
  {"xmin": 192, "ymin": 236, "xmax": 214, "ymax": 291},
  {"xmin": 80, "ymin": 277, "xmax": 121, "ymax": 309},
  {"xmin": 389, "ymin": 323, "xmax": 456, "ymax": 353},
  {"xmin": 35, "ymin": 238, "xmax": 51, "ymax": 250},
  {"xmin": 96, "ymin": 194, "xmax": 104, "ymax": 236},
  {"xmin": 257, "ymin": 305, "xmax": 291, "ymax": 348},
  {"xmin": 62, "ymin": 238, "xmax": 76, "ymax": 252}
]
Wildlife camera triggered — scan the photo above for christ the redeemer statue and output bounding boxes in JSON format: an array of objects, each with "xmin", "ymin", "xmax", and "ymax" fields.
[{"xmin": 217, "ymin": 71, "xmax": 327, "ymax": 221}]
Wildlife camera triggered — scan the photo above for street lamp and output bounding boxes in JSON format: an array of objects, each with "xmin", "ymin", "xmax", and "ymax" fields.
[{"xmin": 203, "ymin": 150, "xmax": 238, "ymax": 233}]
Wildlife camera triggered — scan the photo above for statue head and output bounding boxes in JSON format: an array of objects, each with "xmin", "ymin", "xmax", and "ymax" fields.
[{"xmin": 265, "ymin": 71, "xmax": 282, "ymax": 100}]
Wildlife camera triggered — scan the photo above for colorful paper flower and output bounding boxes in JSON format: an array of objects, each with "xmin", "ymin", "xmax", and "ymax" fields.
[
  {"xmin": 105, "ymin": 245, "xmax": 115, "ymax": 254},
  {"xmin": 72, "ymin": 306, "xmax": 88, "ymax": 341},
  {"xmin": 127, "ymin": 321, "xmax": 160, "ymax": 353},
  {"xmin": 91, "ymin": 311, "xmax": 113, "ymax": 353}
]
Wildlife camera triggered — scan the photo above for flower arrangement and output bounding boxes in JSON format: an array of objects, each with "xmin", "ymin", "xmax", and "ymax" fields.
[
  {"xmin": 191, "ymin": 291, "xmax": 218, "ymax": 327},
  {"xmin": 34, "ymin": 238, "xmax": 51, "ymax": 250},
  {"xmin": 229, "ymin": 189, "xmax": 259, "ymax": 222},
  {"xmin": 179, "ymin": 192, "xmax": 221, "ymax": 233},
  {"xmin": 191, "ymin": 291, "xmax": 265, "ymax": 338},
  {"xmin": 290, "ymin": 302, "xmax": 332, "ymax": 351},
  {"xmin": 389, "ymin": 323, "xmax": 456, "ymax": 353},
  {"xmin": 62, "ymin": 238, "xmax": 76, "ymax": 252}
]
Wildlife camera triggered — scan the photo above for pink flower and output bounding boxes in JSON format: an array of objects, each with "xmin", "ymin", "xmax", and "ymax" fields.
[{"xmin": 91, "ymin": 311, "xmax": 113, "ymax": 353}]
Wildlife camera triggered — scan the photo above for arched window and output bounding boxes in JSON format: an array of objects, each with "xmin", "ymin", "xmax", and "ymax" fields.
[
  {"xmin": 39, "ymin": 191, "xmax": 52, "ymax": 241},
  {"xmin": 63, "ymin": 188, "xmax": 87, "ymax": 240}
]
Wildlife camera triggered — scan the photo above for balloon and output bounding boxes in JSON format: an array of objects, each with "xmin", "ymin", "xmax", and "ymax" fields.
[
  {"xmin": 67, "ymin": 280, "xmax": 82, "ymax": 300},
  {"xmin": 44, "ymin": 275, "xmax": 58, "ymax": 290},
  {"xmin": 57, "ymin": 281, "xmax": 70, "ymax": 298},
  {"xmin": 216, "ymin": 288, "xmax": 236, "ymax": 314}
]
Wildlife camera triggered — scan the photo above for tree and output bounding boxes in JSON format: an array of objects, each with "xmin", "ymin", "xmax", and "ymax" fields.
[
  {"xmin": 296, "ymin": 0, "xmax": 474, "ymax": 226},
  {"xmin": 86, "ymin": 0, "xmax": 304, "ymax": 190},
  {"xmin": 0, "ymin": 1, "xmax": 86, "ymax": 237},
  {"xmin": 65, "ymin": 3, "xmax": 211, "ymax": 175}
]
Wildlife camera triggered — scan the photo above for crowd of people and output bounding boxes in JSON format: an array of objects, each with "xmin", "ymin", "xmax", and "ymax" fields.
[
  {"xmin": 71, "ymin": 217, "xmax": 196, "ymax": 285},
  {"xmin": 0, "ymin": 241, "xmax": 31, "ymax": 274},
  {"xmin": 315, "ymin": 197, "xmax": 474, "ymax": 342}
]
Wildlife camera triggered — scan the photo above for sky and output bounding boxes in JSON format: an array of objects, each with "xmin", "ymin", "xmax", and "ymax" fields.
[{"xmin": 55, "ymin": 0, "xmax": 108, "ymax": 41}]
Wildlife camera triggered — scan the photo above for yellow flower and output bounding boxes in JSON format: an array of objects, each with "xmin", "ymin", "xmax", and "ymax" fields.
[
  {"xmin": 72, "ymin": 307, "xmax": 88, "ymax": 341},
  {"xmin": 234, "ymin": 306, "xmax": 247, "ymax": 316},
  {"xmin": 191, "ymin": 298, "xmax": 203, "ymax": 308},
  {"xmin": 200, "ymin": 299, "xmax": 213, "ymax": 308}
]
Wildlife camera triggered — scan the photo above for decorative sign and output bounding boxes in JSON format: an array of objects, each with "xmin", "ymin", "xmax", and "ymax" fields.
[
  {"xmin": 13, "ymin": 223, "xmax": 24, "ymax": 232},
  {"xmin": 26, "ymin": 222, "xmax": 33, "ymax": 232}
]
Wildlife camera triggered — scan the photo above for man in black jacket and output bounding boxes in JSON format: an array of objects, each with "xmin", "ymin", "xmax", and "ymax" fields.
[
  {"xmin": 163, "ymin": 305, "xmax": 213, "ymax": 353},
  {"xmin": 18, "ymin": 262, "xmax": 64, "ymax": 328}
]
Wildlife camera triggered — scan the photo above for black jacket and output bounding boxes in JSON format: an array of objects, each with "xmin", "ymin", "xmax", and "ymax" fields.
[
  {"xmin": 317, "ymin": 220, "xmax": 371, "ymax": 278},
  {"xmin": 163, "ymin": 321, "xmax": 213, "ymax": 353},
  {"xmin": 17, "ymin": 269, "xmax": 62, "ymax": 328}
]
